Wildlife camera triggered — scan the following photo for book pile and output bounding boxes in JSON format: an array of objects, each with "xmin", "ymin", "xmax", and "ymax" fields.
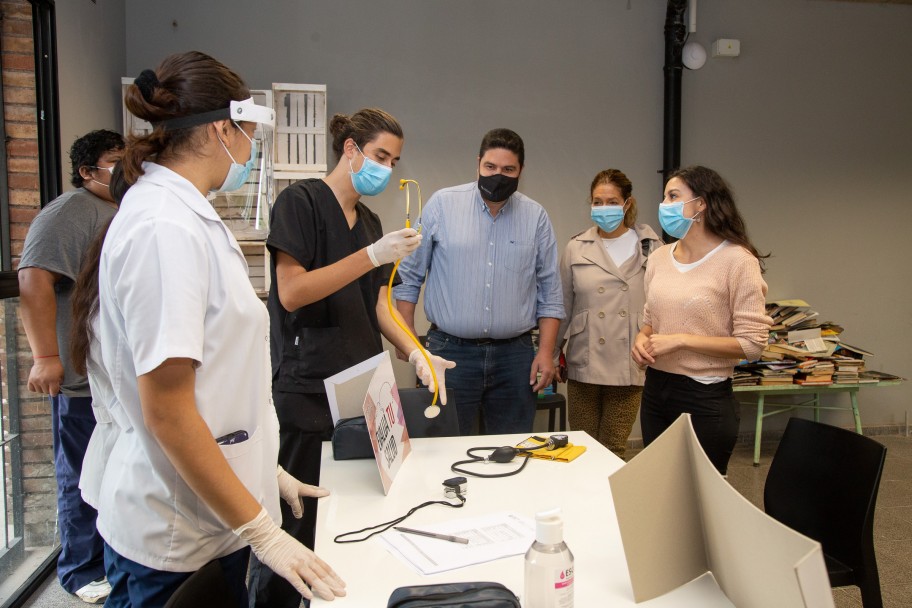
[
  {"xmin": 832, "ymin": 357, "xmax": 864, "ymax": 384},
  {"xmin": 794, "ymin": 360, "xmax": 834, "ymax": 386},
  {"xmin": 756, "ymin": 366, "xmax": 798, "ymax": 386},
  {"xmin": 733, "ymin": 368, "xmax": 758, "ymax": 387},
  {"xmin": 734, "ymin": 299, "xmax": 880, "ymax": 387}
]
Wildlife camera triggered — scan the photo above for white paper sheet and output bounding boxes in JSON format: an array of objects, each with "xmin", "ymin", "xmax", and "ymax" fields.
[
  {"xmin": 787, "ymin": 328, "xmax": 827, "ymax": 353},
  {"xmin": 379, "ymin": 511, "xmax": 534, "ymax": 575}
]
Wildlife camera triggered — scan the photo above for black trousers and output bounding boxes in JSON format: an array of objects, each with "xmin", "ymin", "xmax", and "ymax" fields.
[
  {"xmin": 248, "ymin": 391, "xmax": 334, "ymax": 608},
  {"xmin": 639, "ymin": 367, "xmax": 740, "ymax": 475}
]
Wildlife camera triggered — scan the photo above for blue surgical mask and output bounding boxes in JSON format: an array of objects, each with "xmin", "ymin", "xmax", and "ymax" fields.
[
  {"xmin": 591, "ymin": 202, "xmax": 627, "ymax": 234},
  {"xmin": 658, "ymin": 197, "xmax": 701, "ymax": 239},
  {"xmin": 350, "ymin": 143, "xmax": 392, "ymax": 196},
  {"xmin": 216, "ymin": 123, "xmax": 256, "ymax": 192}
]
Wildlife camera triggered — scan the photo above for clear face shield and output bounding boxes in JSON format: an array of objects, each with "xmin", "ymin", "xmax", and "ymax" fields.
[{"xmin": 212, "ymin": 97, "xmax": 275, "ymax": 239}]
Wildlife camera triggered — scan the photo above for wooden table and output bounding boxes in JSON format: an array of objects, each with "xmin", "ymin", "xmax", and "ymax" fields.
[{"xmin": 734, "ymin": 380, "xmax": 902, "ymax": 465}]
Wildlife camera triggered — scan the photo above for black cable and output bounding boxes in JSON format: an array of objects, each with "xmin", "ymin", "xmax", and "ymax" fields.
[
  {"xmin": 449, "ymin": 435, "xmax": 570, "ymax": 479},
  {"xmin": 333, "ymin": 492, "xmax": 466, "ymax": 544},
  {"xmin": 451, "ymin": 451, "xmax": 532, "ymax": 478}
]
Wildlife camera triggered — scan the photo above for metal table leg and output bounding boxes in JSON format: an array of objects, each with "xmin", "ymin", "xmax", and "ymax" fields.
[
  {"xmin": 851, "ymin": 389, "xmax": 862, "ymax": 434},
  {"xmin": 754, "ymin": 394, "xmax": 764, "ymax": 466}
]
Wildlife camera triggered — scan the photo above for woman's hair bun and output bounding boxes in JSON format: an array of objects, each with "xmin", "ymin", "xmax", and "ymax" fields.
[{"xmin": 134, "ymin": 69, "xmax": 160, "ymax": 103}]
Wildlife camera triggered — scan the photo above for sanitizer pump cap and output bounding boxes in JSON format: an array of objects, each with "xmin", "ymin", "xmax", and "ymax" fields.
[{"xmin": 535, "ymin": 508, "xmax": 564, "ymax": 545}]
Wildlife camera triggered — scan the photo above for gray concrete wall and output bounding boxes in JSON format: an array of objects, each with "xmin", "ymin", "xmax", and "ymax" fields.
[{"xmin": 56, "ymin": 0, "xmax": 126, "ymax": 186}]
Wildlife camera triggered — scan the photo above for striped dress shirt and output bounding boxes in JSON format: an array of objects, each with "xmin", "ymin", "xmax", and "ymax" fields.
[{"xmin": 393, "ymin": 181, "xmax": 564, "ymax": 339}]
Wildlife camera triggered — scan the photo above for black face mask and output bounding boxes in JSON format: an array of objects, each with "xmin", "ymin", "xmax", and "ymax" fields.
[{"xmin": 477, "ymin": 173, "xmax": 519, "ymax": 203}]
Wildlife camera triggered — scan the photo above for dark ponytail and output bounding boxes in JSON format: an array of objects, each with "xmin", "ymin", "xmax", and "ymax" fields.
[{"xmin": 70, "ymin": 218, "xmax": 113, "ymax": 376}]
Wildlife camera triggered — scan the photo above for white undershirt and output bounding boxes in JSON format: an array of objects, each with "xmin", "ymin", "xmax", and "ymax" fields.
[
  {"xmin": 670, "ymin": 239, "xmax": 729, "ymax": 272},
  {"xmin": 601, "ymin": 228, "xmax": 638, "ymax": 267}
]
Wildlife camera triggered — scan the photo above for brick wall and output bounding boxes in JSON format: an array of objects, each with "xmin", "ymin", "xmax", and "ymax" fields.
[{"xmin": 2, "ymin": 0, "xmax": 58, "ymax": 548}]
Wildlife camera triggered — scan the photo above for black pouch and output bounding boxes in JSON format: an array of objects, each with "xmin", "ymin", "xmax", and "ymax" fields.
[
  {"xmin": 331, "ymin": 416, "xmax": 374, "ymax": 460},
  {"xmin": 387, "ymin": 581, "xmax": 520, "ymax": 607}
]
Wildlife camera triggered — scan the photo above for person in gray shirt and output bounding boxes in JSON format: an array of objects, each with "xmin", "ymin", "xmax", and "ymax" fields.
[{"xmin": 18, "ymin": 129, "xmax": 123, "ymax": 604}]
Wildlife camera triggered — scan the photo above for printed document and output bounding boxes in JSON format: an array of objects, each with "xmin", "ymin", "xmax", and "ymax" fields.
[{"xmin": 380, "ymin": 511, "xmax": 534, "ymax": 575}]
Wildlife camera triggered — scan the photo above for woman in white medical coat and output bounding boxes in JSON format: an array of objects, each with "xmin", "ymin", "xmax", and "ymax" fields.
[{"xmin": 70, "ymin": 51, "xmax": 346, "ymax": 607}]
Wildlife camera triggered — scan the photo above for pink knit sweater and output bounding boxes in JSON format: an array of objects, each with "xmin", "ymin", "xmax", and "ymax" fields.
[{"xmin": 642, "ymin": 242, "xmax": 771, "ymax": 378}]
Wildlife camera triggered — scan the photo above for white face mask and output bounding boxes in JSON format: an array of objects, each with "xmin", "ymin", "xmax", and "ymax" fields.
[
  {"xmin": 87, "ymin": 165, "xmax": 115, "ymax": 191},
  {"xmin": 215, "ymin": 124, "xmax": 257, "ymax": 192}
]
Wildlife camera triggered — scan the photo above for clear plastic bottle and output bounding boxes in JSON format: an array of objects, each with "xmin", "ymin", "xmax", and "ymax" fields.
[{"xmin": 523, "ymin": 508, "xmax": 574, "ymax": 608}]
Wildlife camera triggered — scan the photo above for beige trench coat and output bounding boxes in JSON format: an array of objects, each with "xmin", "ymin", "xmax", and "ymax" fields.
[{"xmin": 558, "ymin": 224, "xmax": 662, "ymax": 386}]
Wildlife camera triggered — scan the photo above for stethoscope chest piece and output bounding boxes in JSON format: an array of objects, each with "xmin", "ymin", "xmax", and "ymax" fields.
[{"xmin": 424, "ymin": 404, "xmax": 441, "ymax": 419}]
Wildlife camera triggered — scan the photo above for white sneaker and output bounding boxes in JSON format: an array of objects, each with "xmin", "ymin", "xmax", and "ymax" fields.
[{"xmin": 75, "ymin": 577, "xmax": 111, "ymax": 604}]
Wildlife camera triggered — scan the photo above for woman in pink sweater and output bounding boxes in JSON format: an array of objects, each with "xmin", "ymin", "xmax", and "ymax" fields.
[{"xmin": 631, "ymin": 166, "xmax": 771, "ymax": 474}]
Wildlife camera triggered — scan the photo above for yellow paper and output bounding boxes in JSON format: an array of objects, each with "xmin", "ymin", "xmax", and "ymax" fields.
[{"xmin": 514, "ymin": 436, "xmax": 587, "ymax": 462}]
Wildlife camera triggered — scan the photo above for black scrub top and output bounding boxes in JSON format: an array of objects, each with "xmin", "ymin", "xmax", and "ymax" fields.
[{"xmin": 266, "ymin": 179, "xmax": 395, "ymax": 393}]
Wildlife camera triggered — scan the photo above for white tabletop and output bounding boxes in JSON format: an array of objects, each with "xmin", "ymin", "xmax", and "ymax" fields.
[{"xmin": 312, "ymin": 431, "xmax": 733, "ymax": 607}]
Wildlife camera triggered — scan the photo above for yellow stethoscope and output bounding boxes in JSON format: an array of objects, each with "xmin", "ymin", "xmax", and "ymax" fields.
[{"xmin": 385, "ymin": 179, "xmax": 441, "ymax": 418}]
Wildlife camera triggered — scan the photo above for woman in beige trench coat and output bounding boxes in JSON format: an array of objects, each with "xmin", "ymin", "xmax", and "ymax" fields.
[{"xmin": 557, "ymin": 169, "xmax": 662, "ymax": 457}]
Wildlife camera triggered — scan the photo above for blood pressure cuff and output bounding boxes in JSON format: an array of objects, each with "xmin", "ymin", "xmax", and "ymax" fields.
[
  {"xmin": 515, "ymin": 436, "xmax": 587, "ymax": 463},
  {"xmin": 331, "ymin": 416, "xmax": 374, "ymax": 460},
  {"xmin": 387, "ymin": 581, "xmax": 520, "ymax": 607}
]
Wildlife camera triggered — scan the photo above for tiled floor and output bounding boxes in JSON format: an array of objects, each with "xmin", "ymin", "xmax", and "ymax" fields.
[{"xmin": 21, "ymin": 434, "xmax": 912, "ymax": 607}]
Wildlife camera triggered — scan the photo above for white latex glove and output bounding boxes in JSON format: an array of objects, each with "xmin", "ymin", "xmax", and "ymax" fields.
[
  {"xmin": 234, "ymin": 508, "xmax": 346, "ymax": 601},
  {"xmin": 366, "ymin": 228, "xmax": 422, "ymax": 267},
  {"xmin": 408, "ymin": 349, "xmax": 456, "ymax": 405},
  {"xmin": 276, "ymin": 466, "xmax": 329, "ymax": 519}
]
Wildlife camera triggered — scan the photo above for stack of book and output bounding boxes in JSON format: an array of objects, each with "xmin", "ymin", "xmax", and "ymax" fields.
[
  {"xmin": 793, "ymin": 360, "xmax": 834, "ymax": 386},
  {"xmin": 733, "ymin": 368, "xmax": 759, "ymax": 387},
  {"xmin": 767, "ymin": 299, "xmax": 820, "ymax": 332},
  {"xmin": 832, "ymin": 357, "xmax": 865, "ymax": 384},
  {"xmin": 734, "ymin": 299, "xmax": 886, "ymax": 387},
  {"xmin": 756, "ymin": 366, "xmax": 798, "ymax": 386}
]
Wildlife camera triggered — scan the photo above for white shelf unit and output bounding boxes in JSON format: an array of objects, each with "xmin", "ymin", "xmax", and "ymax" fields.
[{"xmin": 272, "ymin": 83, "xmax": 327, "ymax": 175}]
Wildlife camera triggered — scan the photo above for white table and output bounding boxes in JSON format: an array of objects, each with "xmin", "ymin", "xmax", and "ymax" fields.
[{"xmin": 312, "ymin": 431, "xmax": 733, "ymax": 607}]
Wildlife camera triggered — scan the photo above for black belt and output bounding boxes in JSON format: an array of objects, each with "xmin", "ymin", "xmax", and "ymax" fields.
[{"xmin": 429, "ymin": 325, "xmax": 534, "ymax": 346}]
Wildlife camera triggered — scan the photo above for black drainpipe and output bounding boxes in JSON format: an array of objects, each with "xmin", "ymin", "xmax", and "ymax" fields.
[{"xmin": 661, "ymin": 0, "xmax": 688, "ymax": 240}]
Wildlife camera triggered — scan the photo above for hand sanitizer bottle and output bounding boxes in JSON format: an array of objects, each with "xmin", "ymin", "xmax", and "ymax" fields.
[{"xmin": 524, "ymin": 508, "xmax": 574, "ymax": 608}]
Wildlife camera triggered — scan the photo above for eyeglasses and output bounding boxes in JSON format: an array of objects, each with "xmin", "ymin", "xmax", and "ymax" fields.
[{"xmin": 91, "ymin": 166, "xmax": 115, "ymax": 174}]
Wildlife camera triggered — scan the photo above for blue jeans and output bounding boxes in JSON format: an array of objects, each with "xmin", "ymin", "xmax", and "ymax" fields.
[
  {"xmin": 426, "ymin": 329, "xmax": 537, "ymax": 435},
  {"xmin": 51, "ymin": 394, "xmax": 105, "ymax": 592},
  {"xmin": 104, "ymin": 543, "xmax": 250, "ymax": 608}
]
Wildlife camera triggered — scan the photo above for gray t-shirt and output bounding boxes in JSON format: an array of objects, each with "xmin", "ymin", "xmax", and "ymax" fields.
[{"xmin": 19, "ymin": 188, "xmax": 116, "ymax": 396}]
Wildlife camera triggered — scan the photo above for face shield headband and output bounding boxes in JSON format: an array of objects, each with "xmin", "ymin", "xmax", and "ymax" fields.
[
  {"xmin": 152, "ymin": 97, "xmax": 276, "ymax": 130},
  {"xmin": 163, "ymin": 99, "xmax": 275, "ymax": 234}
]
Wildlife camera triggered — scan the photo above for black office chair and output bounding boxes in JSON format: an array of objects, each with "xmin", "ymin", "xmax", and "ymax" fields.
[
  {"xmin": 399, "ymin": 387, "xmax": 460, "ymax": 437},
  {"xmin": 764, "ymin": 417, "xmax": 886, "ymax": 608},
  {"xmin": 163, "ymin": 559, "xmax": 240, "ymax": 608}
]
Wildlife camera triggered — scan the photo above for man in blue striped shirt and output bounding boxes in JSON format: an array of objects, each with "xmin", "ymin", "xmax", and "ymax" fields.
[{"xmin": 394, "ymin": 129, "xmax": 564, "ymax": 435}]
